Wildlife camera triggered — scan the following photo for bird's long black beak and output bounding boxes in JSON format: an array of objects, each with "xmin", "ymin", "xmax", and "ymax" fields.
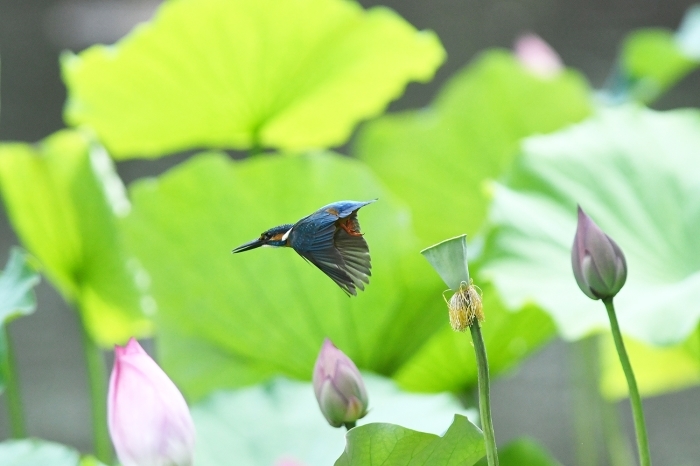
[{"xmin": 232, "ymin": 238, "xmax": 264, "ymax": 253}]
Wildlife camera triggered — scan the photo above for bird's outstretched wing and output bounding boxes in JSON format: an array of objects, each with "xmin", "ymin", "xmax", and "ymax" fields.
[
  {"xmin": 332, "ymin": 227, "xmax": 371, "ymax": 292},
  {"xmin": 292, "ymin": 209, "xmax": 372, "ymax": 296}
]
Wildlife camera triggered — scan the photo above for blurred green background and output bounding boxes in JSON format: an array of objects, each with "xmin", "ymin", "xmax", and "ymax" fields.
[{"xmin": 1, "ymin": 0, "xmax": 700, "ymax": 465}]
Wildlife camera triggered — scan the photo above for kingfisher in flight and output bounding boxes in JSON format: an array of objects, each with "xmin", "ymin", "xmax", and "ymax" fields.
[{"xmin": 232, "ymin": 200, "xmax": 376, "ymax": 296}]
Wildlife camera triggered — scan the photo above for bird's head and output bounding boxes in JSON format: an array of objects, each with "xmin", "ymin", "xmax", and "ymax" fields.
[{"xmin": 231, "ymin": 224, "xmax": 293, "ymax": 253}]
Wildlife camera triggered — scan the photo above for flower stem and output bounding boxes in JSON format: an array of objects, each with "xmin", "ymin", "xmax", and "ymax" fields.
[
  {"xmin": 1, "ymin": 325, "xmax": 26, "ymax": 437},
  {"xmin": 469, "ymin": 322, "xmax": 498, "ymax": 466},
  {"xmin": 602, "ymin": 297, "xmax": 651, "ymax": 466},
  {"xmin": 79, "ymin": 318, "xmax": 112, "ymax": 464},
  {"xmin": 343, "ymin": 421, "xmax": 356, "ymax": 430}
]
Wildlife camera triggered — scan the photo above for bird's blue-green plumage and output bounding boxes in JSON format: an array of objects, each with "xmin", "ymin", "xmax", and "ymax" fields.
[{"xmin": 232, "ymin": 200, "xmax": 376, "ymax": 295}]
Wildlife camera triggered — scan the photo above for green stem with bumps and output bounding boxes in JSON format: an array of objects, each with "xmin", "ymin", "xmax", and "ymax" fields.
[
  {"xmin": 602, "ymin": 297, "xmax": 651, "ymax": 466},
  {"xmin": 470, "ymin": 322, "xmax": 498, "ymax": 466},
  {"xmin": 79, "ymin": 316, "xmax": 112, "ymax": 464},
  {"xmin": 1, "ymin": 325, "xmax": 26, "ymax": 437}
]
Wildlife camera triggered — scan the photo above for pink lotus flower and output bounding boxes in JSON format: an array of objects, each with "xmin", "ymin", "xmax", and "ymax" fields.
[
  {"xmin": 514, "ymin": 33, "xmax": 564, "ymax": 79},
  {"xmin": 312, "ymin": 338, "xmax": 368, "ymax": 428},
  {"xmin": 108, "ymin": 338, "xmax": 195, "ymax": 466}
]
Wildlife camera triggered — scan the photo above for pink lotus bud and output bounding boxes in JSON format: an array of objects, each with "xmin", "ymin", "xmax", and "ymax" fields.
[
  {"xmin": 312, "ymin": 338, "xmax": 368, "ymax": 428},
  {"xmin": 108, "ymin": 338, "xmax": 195, "ymax": 466},
  {"xmin": 514, "ymin": 33, "xmax": 564, "ymax": 79},
  {"xmin": 571, "ymin": 206, "xmax": 627, "ymax": 300}
]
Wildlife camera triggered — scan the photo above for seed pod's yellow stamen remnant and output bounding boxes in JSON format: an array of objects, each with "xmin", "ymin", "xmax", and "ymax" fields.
[{"xmin": 446, "ymin": 280, "xmax": 484, "ymax": 332}]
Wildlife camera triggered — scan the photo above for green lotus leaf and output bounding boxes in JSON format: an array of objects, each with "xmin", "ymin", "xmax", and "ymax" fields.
[
  {"xmin": 0, "ymin": 130, "xmax": 150, "ymax": 345},
  {"xmin": 62, "ymin": 0, "xmax": 445, "ymax": 159},
  {"xmin": 618, "ymin": 28, "xmax": 698, "ymax": 103},
  {"xmin": 80, "ymin": 458, "xmax": 108, "ymax": 466},
  {"xmin": 0, "ymin": 247, "xmax": 40, "ymax": 394},
  {"xmin": 475, "ymin": 438, "xmax": 563, "ymax": 466},
  {"xmin": 676, "ymin": 5, "xmax": 700, "ymax": 59},
  {"xmin": 0, "ymin": 439, "xmax": 101, "ymax": 466},
  {"xmin": 354, "ymin": 50, "xmax": 592, "ymax": 246},
  {"xmin": 603, "ymin": 6, "xmax": 700, "ymax": 104},
  {"xmin": 0, "ymin": 248, "xmax": 39, "ymax": 325},
  {"xmin": 480, "ymin": 106, "xmax": 700, "ymax": 345},
  {"xmin": 192, "ymin": 375, "xmax": 473, "ymax": 466},
  {"xmin": 121, "ymin": 151, "xmax": 447, "ymax": 400},
  {"xmin": 335, "ymin": 414, "xmax": 484, "ymax": 466},
  {"xmin": 599, "ymin": 329, "xmax": 700, "ymax": 400}
]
